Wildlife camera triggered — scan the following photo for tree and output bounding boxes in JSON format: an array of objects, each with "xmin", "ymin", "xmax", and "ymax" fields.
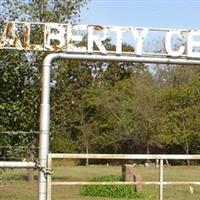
[
  {"xmin": 0, "ymin": 0, "xmax": 90, "ymax": 172},
  {"xmin": 133, "ymin": 73, "xmax": 161, "ymax": 157},
  {"xmin": 77, "ymin": 64, "xmax": 157, "ymax": 156},
  {"xmin": 49, "ymin": 40, "xmax": 149, "ymax": 156},
  {"xmin": 158, "ymin": 78, "xmax": 200, "ymax": 164},
  {"xmin": 0, "ymin": 0, "xmax": 89, "ymax": 22}
]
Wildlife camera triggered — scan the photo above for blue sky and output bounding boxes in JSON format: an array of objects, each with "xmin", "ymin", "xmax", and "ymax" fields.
[{"xmin": 80, "ymin": 0, "xmax": 200, "ymax": 30}]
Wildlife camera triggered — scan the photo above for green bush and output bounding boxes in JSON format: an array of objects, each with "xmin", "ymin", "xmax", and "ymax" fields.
[{"xmin": 80, "ymin": 175, "xmax": 144, "ymax": 199}]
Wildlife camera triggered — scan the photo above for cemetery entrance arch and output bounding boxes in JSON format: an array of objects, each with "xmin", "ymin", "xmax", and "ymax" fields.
[{"xmin": 1, "ymin": 22, "xmax": 200, "ymax": 200}]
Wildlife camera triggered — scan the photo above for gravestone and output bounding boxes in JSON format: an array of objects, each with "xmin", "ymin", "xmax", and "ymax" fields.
[
  {"xmin": 122, "ymin": 164, "xmax": 142, "ymax": 192},
  {"xmin": 122, "ymin": 164, "xmax": 135, "ymax": 181},
  {"xmin": 134, "ymin": 175, "xmax": 142, "ymax": 192}
]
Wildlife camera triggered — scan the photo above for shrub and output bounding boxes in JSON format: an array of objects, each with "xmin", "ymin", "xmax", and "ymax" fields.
[{"xmin": 80, "ymin": 175, "xmax": 144, "ymax": 199}]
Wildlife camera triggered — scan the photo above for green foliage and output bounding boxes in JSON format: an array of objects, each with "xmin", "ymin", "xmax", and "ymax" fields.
[
  {"xmin": 80, "ymin": 175, "xmax": 144, "ymax": 199},
  {"xmin": 0, "ymin": 0, "xmax": 90, "ymax": 158},
  {"xmin": 0, "ymin": 131, "xmax": 38, "ymax": 160},
  {"xmin": 0, "ymin": 50, "xmax": 40, "ymax": 131},
  {"xmin": 0, "ymin": 0, "xmax": 89, "ymax": 22},
  {"xmin": 51, "ymin": 134, "xmax": 76, "ymax": 153},
  {"xmin": 158, "ymin": 76, "xmax": 200, "ymax": 155},
  {"xmin": 1, "ymin": 0, "xmax": 200, "ymax": 160}
]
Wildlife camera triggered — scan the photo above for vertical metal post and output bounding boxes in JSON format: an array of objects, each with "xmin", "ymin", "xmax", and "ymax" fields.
[
  {"xmin": 47, "ymin": 155, "xmax": 52, "ymax": 200},
  {"xmin": 159, "ymin": 159, "xmax": 164, "ymax": 200},
  {"xmin": 39, "ymin": 56, "xmax": 53, "ymax": 200}
]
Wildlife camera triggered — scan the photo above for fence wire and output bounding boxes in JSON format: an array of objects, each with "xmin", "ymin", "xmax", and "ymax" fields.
[{"xmin": 0, "ymin": 131, "xmax": 39, "ymax": 161}]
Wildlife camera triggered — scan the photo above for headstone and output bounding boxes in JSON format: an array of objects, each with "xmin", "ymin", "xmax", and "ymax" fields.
[
  {"xmin": 156, "ymin": 159, "xmax": 159, "ymax": 168},
  {"xmin": 144, "ymin": 162, "xmax": 150, "ymax": 167},
  {"xmin": 189, "ymin": 186, "xmax": 194, "ymax": 194},
  {"xmin": 122, "ymin": 164, "xmax": 135, "ymax": 182},
  {"xmin": 134, "ymin": 175, "xmax": 142, "ymax": 192}
]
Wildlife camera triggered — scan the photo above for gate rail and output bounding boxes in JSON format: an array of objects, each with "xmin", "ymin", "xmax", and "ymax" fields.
[
  {"xmin": 47, "ymin": 154, "xmax": 200, "ymax": 200},
  {"xmin": 0, "ymin": 161, "xmax": 36, "ymax": 168}
]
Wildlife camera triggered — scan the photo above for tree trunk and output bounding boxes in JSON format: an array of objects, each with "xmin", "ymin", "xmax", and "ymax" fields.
[
  {"xmin": 146, "ymin": 145, "xmax": 150, "ymax": 164},
  {"xmin": 185, "ymin": 140, "xmax": 190, "ymax": 166},
  {"xmin": 186, "ymin": 149, "xmax": 190, "ymax": 166},
  {"xmin": 82, "ymin": 129, "xmax": 90, "ymax": 166},
  {"xmin": 80, "ymin": 110, "xmax": 90, "ymax": 166},
  {"xmin": 85, "ymin": 142, "xmax": 89, "ymax": 166}
]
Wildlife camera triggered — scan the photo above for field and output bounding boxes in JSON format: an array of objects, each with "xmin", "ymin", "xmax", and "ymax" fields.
[{"xmin": 1, "ymin": 164, "xmax": 200, "ymax": 200}]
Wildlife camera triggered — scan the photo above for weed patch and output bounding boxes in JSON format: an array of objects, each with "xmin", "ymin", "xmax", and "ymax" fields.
[{"xmin": 80, "ymin": 175, "xmax": 145, "ymax": 199}]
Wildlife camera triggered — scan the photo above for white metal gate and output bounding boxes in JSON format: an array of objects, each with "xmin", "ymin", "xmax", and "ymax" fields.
[{"xmin": 47, "ymin": 153, "xmax": 200, "ymax": 200}]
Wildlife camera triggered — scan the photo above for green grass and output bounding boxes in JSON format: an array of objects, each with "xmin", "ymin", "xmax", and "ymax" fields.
[{"xmin": 1, "ymin": 165, "xmax": 200, "ymax": 200}]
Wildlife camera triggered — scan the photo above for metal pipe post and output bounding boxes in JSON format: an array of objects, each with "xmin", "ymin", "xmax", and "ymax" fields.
[
  {"xmin": 47, "ymin": 155, "xmax": 52, "ymax": 200},
  {"xmin": 159, "ymin": 159, "xmax": 164, "ymax": 200},
  {"xmin": 39, "ymin": 55, "xmax": 55, "ymax": 200}
]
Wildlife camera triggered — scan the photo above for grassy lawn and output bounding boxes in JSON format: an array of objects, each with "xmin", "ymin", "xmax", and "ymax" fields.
[{"xmin": 1, "ymin": 165, "xmax": 200, "ymax": 200}]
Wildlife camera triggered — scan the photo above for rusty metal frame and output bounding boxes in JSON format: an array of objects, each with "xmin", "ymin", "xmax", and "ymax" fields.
[
  {"xmin": 47, "ymin": 153, "xmax": 200, "ymax": 200},
  {"xmin": 1, "ymin": 21, "xmax": 200, "ymax": 59}
]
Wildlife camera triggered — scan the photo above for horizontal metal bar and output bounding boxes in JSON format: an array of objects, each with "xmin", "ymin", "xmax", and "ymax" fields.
[
  {"xmin": 0, "ymin": 157, "xmax": 30, "ymax": 160},
  {"xmin": 0, "ymin": 146, "xmax": 39, "ymax": 149},
  {"xmin": 0, "ymin": 48, "xmax": 192, "ymax": 61},
  {"xmin": 52, "ymin": 181, "xmax": 159, "ymax": 186},
  {"xmin": 49, "ymin": 153, "xmax": 200, "ymax": 160},
  {"xmin": 0, "ymin": 131, "xmax": 39, "ymax": 134},
  {"xmin": 45, "ymin": 53, "xmax": 200, "ymax": 65},
  {"xmin": 0, "ymin": 161, "xmax": 36, "ymax": 168},
  {"xmin": 52, "ymin": 181, "xmax": 200, "ymax": 186},
  {"xmin": 91, "ymin": 51, "xmax": 190, "ymax": 59},
  {"xmin": 163, "ymin": 182, "xmax": 200, "ymax": 185}
]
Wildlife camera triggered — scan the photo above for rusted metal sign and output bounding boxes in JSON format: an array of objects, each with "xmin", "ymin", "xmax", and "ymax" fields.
[{"xmin": 1, "ymin": 21, "xmax": 200, "ymax": 58}]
